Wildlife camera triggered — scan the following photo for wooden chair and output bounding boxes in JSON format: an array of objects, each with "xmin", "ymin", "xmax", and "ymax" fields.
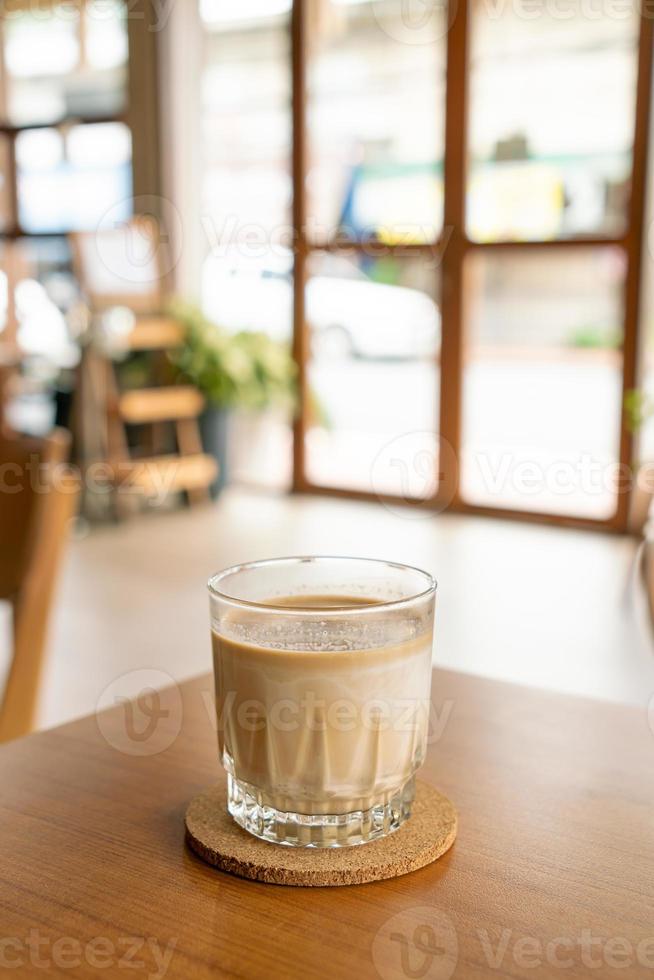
[
  {"xmin": 0, "ymin": 428, "xmax": 79, "ymax": 742},
  {"xmin": 70, "ymin": 218, "xmax": 217, "ymax": 517}
]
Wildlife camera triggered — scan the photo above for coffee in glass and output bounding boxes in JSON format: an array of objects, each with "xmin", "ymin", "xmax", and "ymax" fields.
[{"xmin": 208, "ymin": 557, "xmax": 436, "ymax": 847}]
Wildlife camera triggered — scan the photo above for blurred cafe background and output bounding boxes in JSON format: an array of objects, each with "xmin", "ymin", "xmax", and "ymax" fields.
[{"xmin": 2, "ymin": 0, "xmax": 654, "ymax": 740}]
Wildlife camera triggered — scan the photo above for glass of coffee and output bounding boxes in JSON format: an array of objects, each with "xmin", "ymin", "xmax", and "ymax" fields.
[{"xmin": 208, "ymin": 556, "xmax": 436, "ymax": 848}]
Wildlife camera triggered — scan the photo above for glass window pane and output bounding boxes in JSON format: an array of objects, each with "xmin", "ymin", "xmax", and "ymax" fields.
[
  {"xmin": 85, "ymin": 0, "xmax": 128, "ymax": 70},
  {"xmin": 16, "ymin": 123, "xmax": 132, "ymax": 233},
  {"xmin": 67, "ymin": 121, "xmax": 131, "ymax": 168},
  {"xmin": 461, "ymin": 248, "xmax": 625, "ymax": 518},
  {"xmin": 2, "ymin": 2, "xmax": 128, "ymax": 125},
  {"xmin": 307, "ymin": 0, "xmax": 446, "ymax": 242},
  {"xmin": 202, "ymin": 244, "xmax": 292, "ymax": 340},
  {"xmin": 4, "ymin": 6, "xmax": 80, "ymax": 78},
  {"xmin": 467, "ymin": 3, "xmax": 639, "ymax": 241},
  {"xmin": 200, "ymin": 4, "xmax": 291, "ymax": 241},
  {"xmin": 306, "ymin": 250, "xmax": 441, "ymax": 494},
  {"xmin": 200, "ymin": 0, "xmax": 291, "ymax": 22}
]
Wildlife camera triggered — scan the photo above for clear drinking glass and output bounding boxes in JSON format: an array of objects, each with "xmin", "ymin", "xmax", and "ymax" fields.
[{"xmin": 208, "ymin": 556, "xmax": 436, "ymax": 848}]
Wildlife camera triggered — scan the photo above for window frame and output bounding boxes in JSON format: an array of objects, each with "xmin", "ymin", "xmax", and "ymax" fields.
[
  {"xmin": 290, "ymin": 0, "xmax": 654, "ymax": 532},
  {"xmin": 0, "ymin": 0, "xmax": 142, "ymax": 343}
]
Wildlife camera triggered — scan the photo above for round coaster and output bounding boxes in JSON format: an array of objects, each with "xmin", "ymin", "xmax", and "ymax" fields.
[{"xmin": 185, "ymin": 780, "xmax": 457, "ymax": 887}]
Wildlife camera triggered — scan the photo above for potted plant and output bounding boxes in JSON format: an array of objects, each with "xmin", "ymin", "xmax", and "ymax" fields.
[
  {"xmin": 624, "ymin": 388, "xmax": 654, "ymax": 533},
  {"xmin": 170, "ymin": 302, "xmax": 297, "ymax": 495}
]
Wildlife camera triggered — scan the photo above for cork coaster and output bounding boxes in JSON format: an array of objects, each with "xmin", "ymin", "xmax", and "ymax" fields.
[{"xmin": 185, "ymin": 780, "xmax": 457, "ymax": 887}]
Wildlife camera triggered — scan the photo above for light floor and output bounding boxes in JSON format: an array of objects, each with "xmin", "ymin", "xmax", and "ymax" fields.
[{"xmin": 35, "ymin": 489, "xmax": 654, "ymax": 730}]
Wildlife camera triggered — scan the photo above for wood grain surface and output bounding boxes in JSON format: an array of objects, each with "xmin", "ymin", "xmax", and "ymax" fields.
[{"xmin": 1, "ymin": 668, "xmax": 653, "ymax": 979}]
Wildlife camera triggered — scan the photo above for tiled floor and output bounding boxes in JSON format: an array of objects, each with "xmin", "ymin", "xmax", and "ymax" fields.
[{"xmin": 37, "ymin": 489, "xmax": 654, "ymax": 729}]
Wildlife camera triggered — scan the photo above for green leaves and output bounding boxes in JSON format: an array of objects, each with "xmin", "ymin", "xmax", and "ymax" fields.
[
  {"xmin": 624, "ymin": 388, "xmax": 653, "ymax": 434},
  {"xmin": 168, "ymin": 300, "xmax": 297, "ymax": 411}
]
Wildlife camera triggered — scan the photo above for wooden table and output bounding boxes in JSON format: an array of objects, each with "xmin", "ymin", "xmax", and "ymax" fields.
[{"xmin": 1, "ymin": 669, "xmax": 652, "ymax": 979}]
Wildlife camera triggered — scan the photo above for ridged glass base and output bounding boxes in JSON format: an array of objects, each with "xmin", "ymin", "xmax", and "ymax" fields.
[{"xmin": 226, "ymin": 772, "xmax": 415, "ymax": 848}]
